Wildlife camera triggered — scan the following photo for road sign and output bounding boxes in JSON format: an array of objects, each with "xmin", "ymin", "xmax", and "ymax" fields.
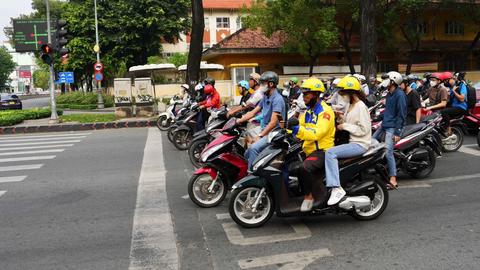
[
  {"xmin": 58, "ymin": 72, "xmax": 74, "ymax": 84},
  {"xmin": 94, "ymin": 72, "xmax": 104, "ymax": 82},
  {"xmin": 94, "ymin": 62, "xmax": 104, "ymax": 72},
  {"xmin": 93, "ymin": 44, "xmax": 100, "ymax": 53},
  {"xmin": 13, "ymin": 19, "xmax": 54, "ymax": 52}
]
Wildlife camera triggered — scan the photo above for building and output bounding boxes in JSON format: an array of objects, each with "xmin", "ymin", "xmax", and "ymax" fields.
[
  {"xmin": 2, "ymin": 42, "xmax": 36, "ymax": 94},
  {"xmin": 161, "ymin": 0, "xmax": 252, "ymax": 57}
]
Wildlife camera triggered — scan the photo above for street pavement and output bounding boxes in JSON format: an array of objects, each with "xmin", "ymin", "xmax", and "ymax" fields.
[{"xmin": 0, "ymin": 128, "xmax": 479, "ymax": 270}]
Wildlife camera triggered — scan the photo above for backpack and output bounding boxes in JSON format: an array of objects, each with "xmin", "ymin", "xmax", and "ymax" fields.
[{"xmin": 463, "ymin": 82, "xmax": 477, "ymax": 109}]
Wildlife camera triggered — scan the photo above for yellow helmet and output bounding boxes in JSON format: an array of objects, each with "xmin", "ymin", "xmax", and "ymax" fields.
[
  {"xmin": 300, "ymin": 77, "xmax": 325, "ymax": 93},
  {"xmin": 337, "ymin": 76, "xmax": 361, "ymax": 91}
]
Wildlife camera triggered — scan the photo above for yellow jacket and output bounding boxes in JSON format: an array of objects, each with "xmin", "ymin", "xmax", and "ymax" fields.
[{"xmin": 292, "ymin": 101, "xmax": 335, "ymax": 156}]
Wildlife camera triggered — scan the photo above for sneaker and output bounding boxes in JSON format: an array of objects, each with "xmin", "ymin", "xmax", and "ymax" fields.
[
  {"xmin": 300, "ymin": 199, "xmax": 313, "ymax": 212},
  {"xmin": 327, "ymin": 187, "xmax": 346, "ymax": 206}
]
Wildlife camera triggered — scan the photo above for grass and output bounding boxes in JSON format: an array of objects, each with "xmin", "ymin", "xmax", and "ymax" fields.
[{"xmin": 59, "ymin": 114, "xmax": 117, "ymax": 123}]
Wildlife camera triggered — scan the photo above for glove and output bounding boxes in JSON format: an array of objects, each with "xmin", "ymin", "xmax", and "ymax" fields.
[{"xmin": 287, "ymin": 117, "xmax": 299, "ymax": 131}]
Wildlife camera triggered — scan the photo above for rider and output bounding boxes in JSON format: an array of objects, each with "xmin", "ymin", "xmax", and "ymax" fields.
[
  {"xmin": 197, "ymin": 83, "xmax": 220, "ymax": 131},
  {"xmin": 424, "ymin": 72, "xmax": 449, "ymax": 112},
  {"xmin": 325, "ymin": 76, "xmax": 371, "ymax": 205},
  {"xmin": 289, "ymin": 77, "xmax": 302, "ymax": 101},
  {"xmin": 237, "ymin": 71, "xmax": 286, "ymax": 169},
  {"xmin": 374, "ymin": 71, "xmax": 407, "ymax": 189},
  {"xmin": 227, "ymin": 73, "xmax": 262, "ymax": 118},
  {"xmin": 400, "ymin": 76, "xmax": 422, "ymax": 125},
  {"xmin": 440, "ymin": 71, "xmax": 468, "ymax": 137},
  {"xmin": 287, "ymin": 77, "xmax": 336, "ymax": 212},
  {"xmin": 238, "ymin": 80, "xmax": 252, "ymax": 105}
]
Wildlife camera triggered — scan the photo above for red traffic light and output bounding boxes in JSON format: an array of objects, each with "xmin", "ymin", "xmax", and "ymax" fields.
[{"xmin": 41, "ymin": 44, "xmax": 53, "ymax": 54}]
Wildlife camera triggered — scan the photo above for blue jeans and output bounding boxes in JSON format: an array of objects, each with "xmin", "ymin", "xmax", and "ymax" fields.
[
  {"xmin": 245, "ymin": 136, "xmax": 269, "ymax": 170},
  {"xmin": 373, "ymin": 127, "xmax": 396, "ymax": 177},
  {"xmin": 325, "ymin": 143, "xmax": 367, "ymax": 187}
]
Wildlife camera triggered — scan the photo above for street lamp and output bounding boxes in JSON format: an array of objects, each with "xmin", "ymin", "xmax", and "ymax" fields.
[
  {"xmin": 45, "ymin": 0, "xmax": 58, "ymax": 124},
  {"xmin": 94, "ymin": 0, "xmax": 104, "ymax": 109}
]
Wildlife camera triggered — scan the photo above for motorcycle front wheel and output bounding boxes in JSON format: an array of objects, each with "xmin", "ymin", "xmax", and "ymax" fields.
[
  {"xmin": 173, "ymin": 129, "xmax": 193, "ymax": 150},
  {"xmin": 188, "ymin": 139, "xmax": 208, "ymax": 168},
  {"xmin": 188, "ymin": 173, "xmax": 227, "ymax": 208},
  {"xmin": 157, "ymin": 115, "xmax": 172, "ymax": 131},
  {"xmin": 229, "ymin": 186, "xmax": 274, "ymax": 228},
  {"xmin": 167, "ymin": 126, "xmax": 176, "ymax": 143},
  {"xmin": 442, "ymin": 126, "xmax": 463, "ymax": 152}
]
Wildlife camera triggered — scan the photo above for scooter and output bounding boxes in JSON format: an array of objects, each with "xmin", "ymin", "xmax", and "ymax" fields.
[
  {"xmin": 188, "ymin": 118, "xmax": 248, "ymax": 207},
  {"xmin": 420, "ymin": 109, "xmax": 465, "ymax": 152},
  {"xmin": 228, "ymin": 129, "xmax": 390, "ymax": 228},
  {"xmin": 157, "ymin": 95, "xmax": 184, "ymax": 131}
]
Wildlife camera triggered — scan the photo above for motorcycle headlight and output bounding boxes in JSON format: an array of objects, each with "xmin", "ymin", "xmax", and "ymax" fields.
[
  {"xmin": 252, "ymin": 153, "xmax": 273, "ymax": 171},
  {"xmin": 200, "ymin": 141, "xmax": 228, "ymax": 162}
]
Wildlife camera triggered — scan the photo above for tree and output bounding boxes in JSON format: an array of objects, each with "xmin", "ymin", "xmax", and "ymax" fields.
[
  {"xmin": 0, "ymin": 47, "xmax": 16, "ymax": 89},
  {"xmin": 186, "ymin": 0, "xmax": 204, "ymax": 89},
  {"xmin": 334, "ymin": 0, "xmax": 360, "ymax": 74},
  {"xmin": 360, "ymin": 0, "xmax": 377, "ymax": 83},
  {"xmin": 244, "ymin": 0, "xmax": 338, "ymax": 76},
  {"xmin": 33, "ymin": 69, "xmax": 49, "ymax": 90}
]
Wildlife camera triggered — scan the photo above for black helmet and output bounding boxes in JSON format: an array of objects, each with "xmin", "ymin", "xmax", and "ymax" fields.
[
  {"xmin": 204, "ymin": 77, "xmax": 215, "ymax": 86},
  {"xmin": 423, "ymin": 72, "xmax": 432, "ymax": 79},
  {"xmin": 259, "ymin": 71, "xmax": 279, "ymax": 86},
  {"xmin": 454, "ymin": 71, "xmax": 466, "ymax": 81}
]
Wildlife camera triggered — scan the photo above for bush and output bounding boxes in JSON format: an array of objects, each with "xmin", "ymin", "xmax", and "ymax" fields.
[
  {"xmin": 0, "ymin": 108, "xmax": 63, "ymax": 126},
  {"xmin": 56, "ymin": 92, "xmax": 114, "ymax": 109}
]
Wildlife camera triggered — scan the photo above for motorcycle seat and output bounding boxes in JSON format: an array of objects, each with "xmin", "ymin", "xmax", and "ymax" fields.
[
  {"xmin": 401, "ymin": 123, "xmax": 427, "ymax": 138},
  {"xmin": 339, "ymin": 140, "xmax": 385, "ymax": 166}
]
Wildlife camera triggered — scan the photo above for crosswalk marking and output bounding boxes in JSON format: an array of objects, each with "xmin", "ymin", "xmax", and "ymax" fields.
[
  {"xmin": 0, "ymin": 164, "xmax": 44, "ymax": 172},
  {"xmin": 458, "ymin": 144, "xmax": 480, "ymax": 157},
  {"xmin": 0, "ymin": 144, "xmax": 74, "ymax": 151},
  {"xmin": 0, "ymin": 136, "xmax": 86, "ymax": 143},
  {"xmin": 0, "ymin": 140, "xmax": 81, "ymax": 147},
  {"xmin": 0, "ymin": 132, "xmax": 91, "ymax": 140},
  {"xmin": 0, "ymin": 176, "xmax": 27, "ymax": 183},
  {"xmin": 0, "ymin": 155, "xmax": 56, "ymax": 163},
  {"xmin": 0, "ymin": 149, "xmax": 65, "ymax": 156},
  {"xmin": 0, "ymin": 191, "xmax": 6, "ymax": 198}
]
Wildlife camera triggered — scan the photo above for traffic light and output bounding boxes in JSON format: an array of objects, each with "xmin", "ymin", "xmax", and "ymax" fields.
[
  {"xmin": 55, "ymin": 19, "xmax": 68, "ymax": 57},
  {"xmin": 40, "ymin": 44, "xmax": 53, "ymax": 65}
]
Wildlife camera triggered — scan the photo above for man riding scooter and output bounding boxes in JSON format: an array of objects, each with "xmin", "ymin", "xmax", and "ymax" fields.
[
  {"xmin": 287, "ymin": 77, "xmax": 336, "ymax": 212},
  {"xmin": 196, "ymin": 81, "xmax": 220, "ymax": 132}
]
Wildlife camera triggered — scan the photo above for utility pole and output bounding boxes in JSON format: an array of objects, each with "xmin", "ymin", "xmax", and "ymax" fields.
[
  {"xmin": 46, "ymin": 0, "xmax": 58, "ymax": 124},
  {"xmin": 94, "ymin": 0, "xmax": 104, "ymax": 109}
]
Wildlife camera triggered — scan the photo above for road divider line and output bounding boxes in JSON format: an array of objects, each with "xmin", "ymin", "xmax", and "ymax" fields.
[
  {"xmin": 458, "ymin": 145, "xmax": 480, "ymax": 157},
  {"xmin": 0, "ymin": 132, "xmax": 91, "ymax": 139},
  {"xmin": 0, "ymin": 164, "xmax": 43, "ymax": 172},
  {"xmin": 0, "ymin": 149, "xmax": 65, "ymax": 156},
  {"xmin": 401, "ymin": 173, "xmax": 480, "ymax": 188},
  {"xmin": 129, "ymin": 128, "xmax": 178, "ymax": 270},
  {"xmin": 0, "ymin": 191, "xmax": 6, "ymax": 198},
  {"xmin": 0, "ymin": 155, "xmax": 56, "ymax": 163},
  {"xmin": 0, "ymin": 144, "xmax": 74, "ymax": 151},
  {"xmin": 238, "ymin": 248, "xmax": 333, "ymax": 269},
  {"xmin": 0, "ymin": 136, "xmax": 86, "ymax": 143},
  {"xmin": 0, "ymin": 176, "xmax": 27, "ymax": 183},
  {"xmin": 0, "ymin": 140, "xmax": 81, "ymax": 147}
]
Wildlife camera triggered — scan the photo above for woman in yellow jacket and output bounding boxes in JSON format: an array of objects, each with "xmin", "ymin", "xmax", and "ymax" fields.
[{"xmin": 288, "ymin": 78, "xmax": 336, "ymax": 212}]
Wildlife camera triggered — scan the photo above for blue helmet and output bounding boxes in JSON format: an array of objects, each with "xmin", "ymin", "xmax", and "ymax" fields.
[{"xmin": 238, "ymin": 80, "xmax": 250, "ymax": 90}]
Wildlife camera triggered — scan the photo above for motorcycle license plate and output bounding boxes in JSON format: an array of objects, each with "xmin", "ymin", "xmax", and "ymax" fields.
[{"xmin": 9, "ymin": 102, "xmax": 15, "ymax": 105}]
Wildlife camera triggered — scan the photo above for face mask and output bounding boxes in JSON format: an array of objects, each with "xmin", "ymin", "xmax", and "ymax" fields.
[
  {"xmin": 430, "ymin": 80, "xmax": 437, "ymax": 87},
  {"xmin": 258, "ymin": 84, "xmax": 268, "ymax": 93},
  {"xmin": 338, "ymin": 94, "xmax": 351, "ymax": 104},
  {"xmin": 282, "ymin": 89, "xmax": 289, "ymax": 97}
]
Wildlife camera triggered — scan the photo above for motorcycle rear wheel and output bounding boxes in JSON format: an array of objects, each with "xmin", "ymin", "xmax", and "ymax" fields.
[
  {"xmin": 188, "ymin": 173, "xmax": 227, "ymax": 208},
  {"xmin": 351, "ymin": 179, "xmax": 389, "ymax": 221},
  {"xmin": 229, "ymin": 186, "xmax": 274, "ymax": 228},
  {"xmin": 173, "ymin": 129, "xmax": 193, "ymax": 150},
  {"xmin": 188, "ymin": 139, "xmax": 208, "ymax": 168},
  {"xmin": 477, "ymin": 130, "xmax": 480, "ymax": 148},
  {"xmin": 442, "ymin": 126, "xmax": 463, "ymax": 152},
  {"xmin": 407, "ymin": 146, "xmax": 436, "ymax": 179}
]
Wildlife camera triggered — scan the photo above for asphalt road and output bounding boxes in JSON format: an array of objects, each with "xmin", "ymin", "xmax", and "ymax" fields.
[
  {"xmin": 164, "ymin": 134, "xmax": 480, "ymax": 270},
  {"xmin": 21, "ymin": 97, "xmax": 50, "ymax": 109}
]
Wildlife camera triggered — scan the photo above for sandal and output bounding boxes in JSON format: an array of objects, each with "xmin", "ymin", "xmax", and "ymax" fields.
[{"xmin": 387, "ymin": 183, "xmax": 398, "ymax": 190}]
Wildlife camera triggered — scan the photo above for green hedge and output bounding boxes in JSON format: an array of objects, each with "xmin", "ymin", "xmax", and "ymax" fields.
[
  {"xmin": 56, "ymin": 92, "xmax": 114, "ymax": 109},
  {"xmin": 0, "ymin": 108, "xmax": 64, "ymax": 126}
]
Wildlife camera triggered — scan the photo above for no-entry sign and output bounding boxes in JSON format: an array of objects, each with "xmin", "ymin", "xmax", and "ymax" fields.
[{"xmin": 94, "ymin": 62, "xmax": 104, "ymax": 72}]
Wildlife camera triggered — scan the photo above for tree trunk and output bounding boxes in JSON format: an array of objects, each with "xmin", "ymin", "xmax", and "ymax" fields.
[
  {"xmin": 341, "ymin": 27, "xmax": 356, "ymax": 74},
  {"xmin": 360, "ymin": 0, "xmax": 377, "ymax": 84},
  {"xmin": 186, "ymin": 0, "xmax": 205, "ymax": 92},
  {"xmin": 309, "ymin": 56, "xmax": 316, "ymax": 77},
  {"xmin": 406, "ymin": 52, "xmax": 414, "ymax": 75}
]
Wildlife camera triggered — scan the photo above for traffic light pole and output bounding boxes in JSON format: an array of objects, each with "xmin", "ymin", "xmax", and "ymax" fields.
[
  {"xmin": 94, "ymin": 0, "xmax": 104, "ymax": 109},
  {"xmin": 46, "ymin": 0, "xmax": 58, "ymax": 123}
]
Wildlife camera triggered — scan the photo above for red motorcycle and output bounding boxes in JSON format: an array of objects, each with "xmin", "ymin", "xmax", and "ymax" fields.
[{"xmin": 188, "ymin": 118, "xmax": 248, "ymax": 207}]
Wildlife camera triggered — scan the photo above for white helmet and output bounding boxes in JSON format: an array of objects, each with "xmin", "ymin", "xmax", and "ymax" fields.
[
  {"xmin": 332, "ymin": 78, "xmax": 341, "ymax": 86},
  {"xmin": 194, "ymin": 83, "xmax": 203, "ymax": 91},
  {"xmin": 352, "ymin": 74, "xmax": 366, "ymax": 82},
  {"xmin": 380, "ymin": 71, "xmax": 402, "ymax": 88},
  {"xmin": 181, "ymin": 84, "xmax": 189, "ymax": 90}
]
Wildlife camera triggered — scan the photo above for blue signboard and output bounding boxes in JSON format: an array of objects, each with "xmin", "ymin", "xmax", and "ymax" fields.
[{"xmin": 57, "ymin": 72, "xmax": 74, "ymax": 84}]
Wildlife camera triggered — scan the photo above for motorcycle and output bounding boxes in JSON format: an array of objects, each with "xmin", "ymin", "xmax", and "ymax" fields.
[
  {"xmin": 188, "ymin": 118, "xmax": 248, "ymax": 208},
  {"xmin": 477, "ymin": 128, "xmax": 480, "ymax": 148},
  {"xmin": 228, "ymin": 129, "xmax": 390, "ymax": 228},
  {"xmin": 157, "ymin": 95, "xmax": 184, "ymax": 131},
  {"xmin": 420, "ymin": 109, "xmax": 465, "ymax": 152}
]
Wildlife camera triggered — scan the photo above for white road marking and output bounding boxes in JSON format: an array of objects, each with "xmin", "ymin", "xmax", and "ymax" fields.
[
  {"xmin": 216, "ymin": 213, "xmax": 230, "ymax": 220},
  {"xmin": 221, "ymin": 222, "xmax": 312, "ymax": 246},
  {"xmin": 0, "ymin": 176, "xmax": 27, "ymax": 183},
  {"xmin": 0, "ymin": 136, "xmax": 86, "ymax": 143},
  {"xmin": 0, "ymin": 132, "xmax": 91, "ymax": 139},
  {"xmin": 238, "ymin": 248, "xmax": 333, "ymax": 270},
  {"xmin": 0, "ymin": 191, "xmax": 6, "ymax": 198},
  {"xmin": 129, "ymin": 128, "xmax": 178, "ymax": 270},
  {"xmin": 0, "ymin": 144, "xmax": 74, "ymax": 151},
  {"xmin": 0, "ymin": 140, "xmax": 81, "ymax": 147},
  {"xmin": 181, "ymin": 194, "xmax": 189, "ymax": 199},
  {"xmin": 0, "ymin": 155, "xmax": 56, "ymax": 163},
  {"xmin": 458, "ymin": 145, "xmax": 480, "ymax": 157},
  {"xmin": 0, "ymin": 149, "xmax": 65, "ymax": 156},
  {"xmin": 0, "ymin": 164, "xmax": 43, "ymax": 172},
  {"xmin": 401, "ymin": 173, "xmax": 480, "ymax": 188}
]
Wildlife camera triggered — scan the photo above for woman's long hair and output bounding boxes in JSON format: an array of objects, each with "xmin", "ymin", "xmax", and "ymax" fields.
[{"xmin": 339, "ymin": 89, "xmax": 367, "ymax": 104}]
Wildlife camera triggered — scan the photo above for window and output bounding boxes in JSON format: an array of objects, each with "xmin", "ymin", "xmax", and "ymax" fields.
[
  {"xmin": 445, "ymin": 21, "xmax": 464, "ymax": 35},
  {"xmin": 204, "ymin": 17, "xmax": 209, "ymax": 30},
  {"xmin": 233, "ymin": 67, "xmax": 255, "ymax": 87},
  {"xmin": 417, "ymin": 21, "xmax": 428, "ymax": 35},
  {"xmin": 236, "ymin": 16, "xmax": 242, "ymax": 29},
  {"xmin": 216, "ymin": 17, "xmax": 230, "ymax": 28}
]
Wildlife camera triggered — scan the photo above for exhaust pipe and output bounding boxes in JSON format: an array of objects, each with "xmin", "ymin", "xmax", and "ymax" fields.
[{"xmin": 338, "ymin": 196, "xmax": 371, "ymax": 210}]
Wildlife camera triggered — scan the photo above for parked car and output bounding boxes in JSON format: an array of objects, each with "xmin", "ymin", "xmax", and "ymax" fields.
[{"xmin": 0, "ymin": 94, "xmax": 22, "ymax": 110}]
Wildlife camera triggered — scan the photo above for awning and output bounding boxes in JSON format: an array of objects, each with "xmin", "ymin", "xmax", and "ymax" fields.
[
  {"xmin": 129, "ymin": 63, "xmax": 177, "ymax": 72},
  {"xmin": 178, "ymin": 61, "xmax": 224, "ymax": 71}
]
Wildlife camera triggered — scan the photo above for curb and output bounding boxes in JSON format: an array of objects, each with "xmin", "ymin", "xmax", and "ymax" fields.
[{"xmin": 0, "ymin": 120, "xmax": 155, "ymax": 135}]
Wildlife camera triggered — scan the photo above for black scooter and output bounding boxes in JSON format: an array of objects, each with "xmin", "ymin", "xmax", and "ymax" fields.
[{"xmin": 228, "ymin": 129, "xmax": 390, "ymax": 228}]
